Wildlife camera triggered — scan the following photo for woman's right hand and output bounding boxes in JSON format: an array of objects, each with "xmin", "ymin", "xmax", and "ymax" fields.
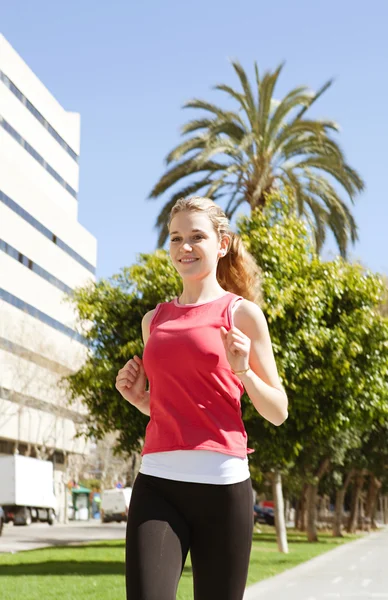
[{"xmin": 115, "ymin": 355, "xmax": 147, "ymax": 406}]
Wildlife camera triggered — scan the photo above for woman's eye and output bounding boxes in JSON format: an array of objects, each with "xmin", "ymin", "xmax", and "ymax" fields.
[{"xmin": 170, "ymin": 235, "xmax": 204, "ymax": 242}]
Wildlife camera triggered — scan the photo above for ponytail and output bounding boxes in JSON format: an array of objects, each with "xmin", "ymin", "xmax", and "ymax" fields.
[{"xmin": 217, "ymin": 232, "xmax": 262, "ymax": 304}]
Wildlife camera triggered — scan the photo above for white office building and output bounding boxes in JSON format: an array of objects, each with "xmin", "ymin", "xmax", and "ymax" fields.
[{"xmin": 0, "ymin": 35, "xmax": 97, "ymax": 521}]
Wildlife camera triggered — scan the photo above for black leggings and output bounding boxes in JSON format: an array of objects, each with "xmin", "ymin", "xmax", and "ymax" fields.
[{"xmin": 125, "ymin": 472, "xmax": 253, "ymax": 600}]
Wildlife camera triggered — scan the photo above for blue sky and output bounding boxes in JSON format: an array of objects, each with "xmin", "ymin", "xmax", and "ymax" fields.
[{"xmin": 2, "ymin": 0, "xmax": 387, "ymax": 279}]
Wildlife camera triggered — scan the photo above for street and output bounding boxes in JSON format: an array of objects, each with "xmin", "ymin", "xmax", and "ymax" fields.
[
  {"xmin": 0, "ymin": 520, "xmax": 126, "ymax": 554},
  {"xmin": 244, "ymin": 526, "xmax": 388, "ymax": 600}
]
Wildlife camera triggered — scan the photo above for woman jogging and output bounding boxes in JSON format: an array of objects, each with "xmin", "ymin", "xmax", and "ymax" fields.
[{"xmin": 115, "ymin": 196, "xmax": 288, "ymax": 600}]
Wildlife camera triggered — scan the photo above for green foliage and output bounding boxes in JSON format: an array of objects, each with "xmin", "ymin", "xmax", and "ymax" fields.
[
  {"xmin": 66, "ymin": 251, "xmax": 181, "ymax": 455},
  {"xmin": 239, "ymin": 190, "xmax": 388, "ymax": 481}
]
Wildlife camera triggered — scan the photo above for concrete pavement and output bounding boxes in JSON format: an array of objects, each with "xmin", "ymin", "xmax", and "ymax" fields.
[
  {"xmin": 244, "ymin": 526, "xmax": 388, "ymax": 600},
  {"xmin": 0, "ymin": 520, "xmax": 126, "ymax": 553}
]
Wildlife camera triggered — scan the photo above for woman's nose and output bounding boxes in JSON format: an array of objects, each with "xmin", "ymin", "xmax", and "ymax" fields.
[{"xmin": 182, "ymin": 243, "xmax": 193, "ymax": 251}]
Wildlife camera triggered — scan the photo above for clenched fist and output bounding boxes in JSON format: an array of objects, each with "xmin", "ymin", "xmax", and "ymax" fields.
[{"xmin": 115, "ymin": 355, "xmax": 147, "ymax": 406}]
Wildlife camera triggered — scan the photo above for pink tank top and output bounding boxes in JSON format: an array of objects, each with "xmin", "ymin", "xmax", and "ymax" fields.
[{"xmin": 142, "ymin": 292, "xmax": 254, "ymax": 459}]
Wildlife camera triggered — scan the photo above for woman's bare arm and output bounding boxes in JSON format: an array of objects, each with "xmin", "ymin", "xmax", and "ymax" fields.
[{"xmin": 233, "ymin": 300, "xmax": 288, "ymax": 426}]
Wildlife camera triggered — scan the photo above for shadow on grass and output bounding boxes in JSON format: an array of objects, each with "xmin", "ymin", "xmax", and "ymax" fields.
[
  {"xmin": 0, "ymin": 561, "xmax": 125, "ymax": 577},
  {"xmin": 252, "ymin": 532, "xmax": 357, "ymax": 545},
  {"xmin": 0, "ymin": 561, "xmax": 194, "ymax": 579}
]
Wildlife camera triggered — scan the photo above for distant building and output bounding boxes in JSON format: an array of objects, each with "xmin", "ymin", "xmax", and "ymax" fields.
[{"xmin": 0, "ymin": 34, "xmax": 97, "ymax": 521}]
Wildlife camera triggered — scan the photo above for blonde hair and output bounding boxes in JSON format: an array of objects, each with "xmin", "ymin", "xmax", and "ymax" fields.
[{"xmin": 169, "ymin": 196, "xmax": 262, "ymax": 304}]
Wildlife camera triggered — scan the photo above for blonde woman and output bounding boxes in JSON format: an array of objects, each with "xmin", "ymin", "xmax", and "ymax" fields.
[{"xmin": 116, "ymin": 197, "xmax": 288, "ymax": 600}]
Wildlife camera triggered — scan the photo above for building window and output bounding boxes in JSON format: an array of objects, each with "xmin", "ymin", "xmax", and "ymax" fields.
[
  {"xmin": 1, "ymin": 239, "xmax": 73, "ymax": 296},
  {"xmin": 0, "ymin": 288, "xmax": 87, "ymax": 345},
  {"xmin": 0, "ymin": 190, "xmax": 95, "ymax": 275},
  {"xmin": 0, "ymin": 70, "xmax": 79, "ymax": 163},
  {"xmin": 0, "ymin": 117, "xmax": 78, "ymax": 200}
]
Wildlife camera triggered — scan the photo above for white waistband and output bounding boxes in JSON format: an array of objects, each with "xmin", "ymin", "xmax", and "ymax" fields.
[{"xmin": 140, "ymin": 449, "xmax": 250, "ymax": 485}]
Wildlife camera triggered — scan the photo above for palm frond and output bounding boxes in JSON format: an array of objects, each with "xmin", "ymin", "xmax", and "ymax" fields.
[
  {"xmin": 181, "ymin": 118, "xmax": 214, "ymax": 135},
  {"xmin": 149, "ymin": 159, "xmax": 223, "ymax": 198},
  {"xmin": 267, "ymin": 87, "xmax": 314, "ymax": 141},
  {"xmin": 301, "ymin": 194, "xmax": 329, "ymax": 253},
  {"xmin": 165, "ymin": 136, "xmax": 208, "ymax": 164},
  {"xmin": 294, "ymin": 157, "xmax": 363, "ymax": 199},
  {"xmin": 230, "ymin": 60, "xmax": 256, "ymax": 118},
  {"xmin": 214, "ymin": 83, "xmax": 249, "ymax": 114},
  {"xmin": 259, "ymin": 63, "xmax": 285, "ymax": 150},
  {"xmin": 294, "ymin": 78, "xmax": 334, "ymax": 121}
]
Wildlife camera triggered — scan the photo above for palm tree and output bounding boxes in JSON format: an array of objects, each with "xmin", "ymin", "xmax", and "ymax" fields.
[{"xmin": 149, "ymin": 62, "xmax": 364, "ymax": 256}]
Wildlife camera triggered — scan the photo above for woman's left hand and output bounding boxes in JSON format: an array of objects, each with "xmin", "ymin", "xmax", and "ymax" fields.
[{"xmin": 220, "ymin": 326, "xmax": 251, "ymax": 374}]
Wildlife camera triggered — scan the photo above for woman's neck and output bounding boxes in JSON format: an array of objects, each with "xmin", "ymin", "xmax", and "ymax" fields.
[{"xmin": 178, "ymin": 282, "xmax": 227, "ymax": 306}]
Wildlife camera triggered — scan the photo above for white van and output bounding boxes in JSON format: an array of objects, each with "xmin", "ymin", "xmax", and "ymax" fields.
[{"xmin": 100, "ymin": 487, "xmax": 132, "ymax": 523}]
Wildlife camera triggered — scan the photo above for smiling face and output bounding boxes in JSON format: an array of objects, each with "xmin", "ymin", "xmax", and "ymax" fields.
[{"xmin": 169, "ymin": 210, "xmax": 229, "ymax": 281}]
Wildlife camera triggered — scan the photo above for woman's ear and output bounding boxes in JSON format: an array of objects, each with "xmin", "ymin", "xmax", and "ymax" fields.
[{"xmin": 219, "ymin": 235, "xmax": 230, "ymax": 257}]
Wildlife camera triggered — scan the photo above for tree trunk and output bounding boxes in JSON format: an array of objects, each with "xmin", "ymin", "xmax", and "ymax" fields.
[
  {"xmin": 364, "ymin": 475, "xmax": 377, "ymax": 531},
  {"xmin": 272, "ymin": 470, "xmax": 288, "ymax": 553},
  {"xmin": 297, "ymin": 485, "xmax": 307, "ymax": 531},
  {"xmin": 306, "ymin": 483, "xmax": 318, "ymax": 542},
  {"xmin": 294, "ymin": 499, "xmax": 300, "ymax": 530},
  {"xmin": 370, "ymin": 479, "xmax": 382, "ymax": 530},
  {"xmin": 127, "ymin": 451, "xmax": 142, "ymax": 486},
  {"xmin": 358, "ymin": 493, "xmax": 365, "ymax": 531},
  {"xmin": 333, "ymin": 489, "xmax": 346, "ymax": 537},
  {"xmin": 332, "ymin": 469, "xmax": 354, "ymax": 537},
  {"xmin": 306, "ymin": 458, "xmax": 330, "ymax": 542},
  {"xmin": 347, "ymin": 473, "xmax": 364, "ymax": 533}
]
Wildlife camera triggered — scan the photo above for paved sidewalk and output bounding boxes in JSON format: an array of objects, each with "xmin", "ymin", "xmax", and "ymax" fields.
[
  {"xmin": 0, "ymin": 520, "xmax": 126, "ymax": 553},
  {"xmin": 244, "ymin": 527, "xmax": 388, "ymax": 600}
]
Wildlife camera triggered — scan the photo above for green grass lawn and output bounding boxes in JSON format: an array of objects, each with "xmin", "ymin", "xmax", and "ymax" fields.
[{"xmin": 0, "ymin": 527, "xmax": 361, "ymax": 600}]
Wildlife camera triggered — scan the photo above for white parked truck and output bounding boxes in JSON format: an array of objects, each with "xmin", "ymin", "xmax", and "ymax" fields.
[
  {"xmin": 0, "ymin": 455, "xmax": 57, "ymax": 525},
  {"xmin": 101, "ymin": 487, "xmax": 132, "ymax": 523}
]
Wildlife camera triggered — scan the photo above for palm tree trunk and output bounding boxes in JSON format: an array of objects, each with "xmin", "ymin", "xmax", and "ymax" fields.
[{"xmin": 272, "ymin": 470, "xmax": 288, "ymax": 553}]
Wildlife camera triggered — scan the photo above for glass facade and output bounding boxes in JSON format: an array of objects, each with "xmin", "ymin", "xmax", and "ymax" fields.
[
  {"xmin": 0, "ymin": 69, "xmax": 79, "ymax": 162},
  {"xmin": 0, "ymin": 239, "xmax": 73, "ymax": 295},
  {"xmin": 0, "ymin": 117, "xmax": 78, "ymax": 199},
  {"xmin": 0, "ymin": 288, "xmax": 87, "ymax": 346},
  {"xmin": 0, "ymin": 190, "xmax": 95, "ymax": 274}
]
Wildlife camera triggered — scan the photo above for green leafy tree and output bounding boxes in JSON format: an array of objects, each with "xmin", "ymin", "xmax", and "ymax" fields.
[
  {"xmin": 150, "ymin": 61, "xmax": 364, "ymax": 256},
  {"xmin": 238, "ymin": 191, "xmax": 388, "ymax": 541},
  {"xmin": 65, "ymin": 251, "xmax": 181, "ymax": 455}
]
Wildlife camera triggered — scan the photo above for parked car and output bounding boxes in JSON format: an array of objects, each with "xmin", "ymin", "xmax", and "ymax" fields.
[
  {"xmin": 253, "ymin": 504, "xmax": 275, "ymax": 526},
  {"xmin": 100, "ymin": 487, "xmax": 132, "ymax": 523},
  {"xmin": 0, "ymin": 505, "xmax": 5, "ymax": 536}
]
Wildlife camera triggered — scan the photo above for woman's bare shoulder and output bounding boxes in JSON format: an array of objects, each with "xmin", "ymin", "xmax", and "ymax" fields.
[
  {"xmin": 142, "ymin": 308, "xmax": 158, "ymax": 330},
  {"xmin": 141, "ymin": 308, "xmax": 159, "ymax": 345},
  {"xmin": 233, "ymin": 299, "xmax": 268, "ymax": 335}
]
